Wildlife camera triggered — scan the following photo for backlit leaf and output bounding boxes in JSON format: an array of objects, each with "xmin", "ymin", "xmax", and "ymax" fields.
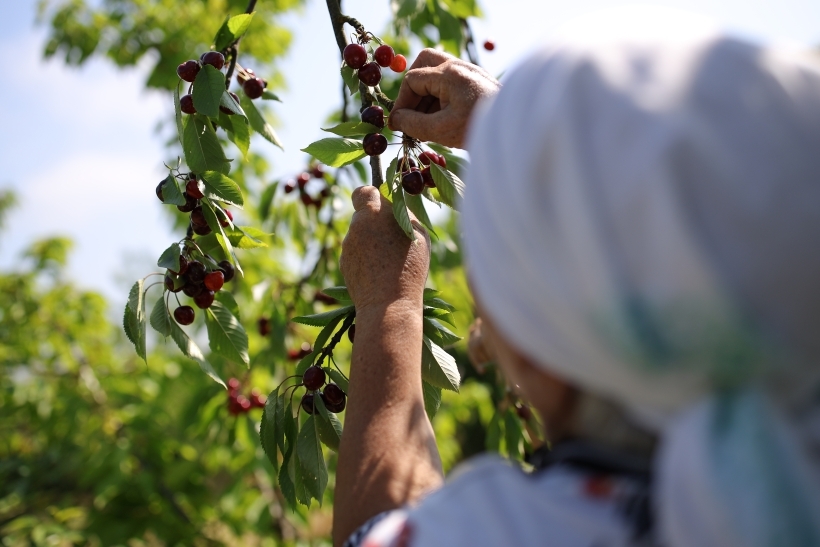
[
  {"xmin": 296, "ymin": 415, "xmax": 328, "ymax": 504},
  {"xmin": 241, "ymin": 94, "xmax": 284, "ymax": 150},
  {"xmin": 292, "ymin": 305, "xmax": 354, "ymax": 327},
  {"xmin": 149, "ymin": 294, "xmax": 172, "ymax": 337},
  {"xmin": 205, "ymin": 300, "xmax": 249, "ymax": 365},
  {"xmin": 192, "ymin": 64, "xmax": 225, "ymax": 118},
  {"xmin": 201, "ymin": 171, "xmax": 243, "ymax": 207},
  {"xmin": 214, "ymin": 13, "xmax": 255, "ymax": 50},
  {"xmin": 391, "ymin": 184, "xmax": 416, "ymax": 240},
  {"xmin": 322, "ymin": 121, "xmax": 382, "ymax": 137},
  {"xmin": 183, "ymin": 114, "xmax": 231, "ymax": 174},
  {"xmin": 156, "ymin": 243, "xmax": 181, "ymax": 271},
  {"xmin": 421, "ymin": 337, "xmax": 460, "ymax": 392},
  {"xmin": 430, "ymin": 163, "xmax": 464, "ymax": 209},
  {"xmin": 302, "ymin": 138, "xmax": 367, "ymax": 168},
  {"xmin": 169, "ymin": 320, "xmax": 225, "ymax": 387},
  {"xmin": 123, "ymin": 280, "xmax": 146, "ymax": 362}
]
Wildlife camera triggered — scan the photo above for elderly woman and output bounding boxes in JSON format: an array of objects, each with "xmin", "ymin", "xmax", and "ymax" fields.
[{"xmin": 331, "ymin": 11, "xmax": 820, "ymax": 547}]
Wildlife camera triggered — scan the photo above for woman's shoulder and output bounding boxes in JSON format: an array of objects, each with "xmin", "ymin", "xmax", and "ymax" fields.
[{"xmin": 353, "ymin": 450, "xmax": 650, "ymax": 547}]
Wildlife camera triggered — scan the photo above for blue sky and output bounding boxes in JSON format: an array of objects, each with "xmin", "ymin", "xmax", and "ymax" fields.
[{"xmin": 0, "ymin": 0, "xmax": 818, "ymax": 312}]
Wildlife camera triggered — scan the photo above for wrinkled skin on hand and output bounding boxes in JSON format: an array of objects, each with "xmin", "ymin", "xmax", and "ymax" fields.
[
  {"xmin": 389, "ymin": 48, "xmax": 501, "ymax": 148},
  {"xmin": 340, "ymin": 186, "xmax": 430, "ymax": 312}
]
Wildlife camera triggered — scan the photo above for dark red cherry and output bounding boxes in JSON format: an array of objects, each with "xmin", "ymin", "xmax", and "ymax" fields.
[
  {"xmin": 170, "ymin": 255, "xmax": 189, "ymax": 276},
  {"xmin": 258, "ymin": 317, "xmax": 271, "ymax": 336},
  {"xmin": 321, "ymin": 391, "xmax": 346, "ymax": 413},
  {"xmin": 165, "ymin": 273, "xmax": 183, "ymax": 293},
  {"xmin": 193, "ymin": 289, "xmax": 215, "ymax": 309},
  {"xmin": 186, "ymin": 261, "xmax": 206, "ymax": 283},
  {"xmin": 421, "ymin": 167, "xmax": 435, "ymax": 188},
  {"xmin": 204, "ymin": 271, "xmax": 224, "ymax": 292},
  {"xmin": 177, "ymin": 60, "xmax": 201, "ymax": 82},
  {"xmin": 399, "ymin": 156, "xmax": 417, "ymax": 173},
  {"xmin": 323, "ymin": 383, "xmax": 345, "ymax": 406},
  {"xmin": 193, "ymin": 223, "xmax": 211, "ymax": 236},
  {"xmin": 343, "ymin": 43, "xmax": 367, "ymax": 69},
  {"xmin": 483, "ymin": 39, "xmax": 496, "ymax": 51},
  {"xmin": 363, "ymin": 133, "xmax": 388, "ymax": 156},
  {"xmin": 361, "ymin": 105, "xmax": 385, "ymax": 128},
  {"xmin": 348, "ymin": 323, "xmax": 355, "ymax": 343},
  {"xmin": 200, "ymin": 51, "xmax": 225, "ymax": 70},
  {"xmin": 357, "ymin": 62, "xmax": 382, "ymax": 86},
  {"xmin": 180, "ymin": 94, "xmax": 196, "ymax": 114},
  {"xmin": 186, "ymin": 178, "xmax": 204, "ymax": 199},
  {"xmin": 174, "ymin": 305, "xmax": 195, "ymax": 325},
  {"xmin": 156, "ymin": 179, "xmax": 166, "ymax": 202},
  {"xmin": 182, "ymin": 281, "xmax": 203, "ymax": 297},
  {"xmin": 243, "ymin": 78, "xmax": 265, "ymax": 99},
  {"xmin": 284, "ymin": 180, "xmax": 296, "ymax": 194},
  {"xmin": 219, "ymin": 91, "xmax": 241, "ymax": 115},
  {"xmin": 311, "ymin": 165, "xmax": 324, "ymax": 178},
  {"xmin": 374, "ymin": 44, "xmax": 395, "ymax": 68},
  {"xmin": 303, "ymin": 366, "xmax": 326, "ymax": 391},
  {"xmin": 177, "ymin": 192, "xmax": 198, "ymax": 213},
  {"xmin": 190, "ymin": 206, "xmax": 207, "ymax": 227},
  {"xmin": 301, "ymin": 393, "xmax": 316, "ymax": 415},
  {"xmin": 297, "ymin": 172, "xmax": 310, "ymax": 188},
  {"xmin": 402, "ymin": 169, "xmax": 425, "ymax": 195},
  {"xmin": 217, "ymin": 260, "xmax": 235, "ymax": 282}
]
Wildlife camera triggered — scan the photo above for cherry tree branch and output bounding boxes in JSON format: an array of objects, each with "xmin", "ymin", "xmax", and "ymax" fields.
[{"xmin": 223, "ymin": 0, "xmax": 260, "ymax": 88}]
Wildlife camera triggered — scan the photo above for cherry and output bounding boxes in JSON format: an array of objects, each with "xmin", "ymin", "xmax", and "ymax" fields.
[
  {"xmin": 228, "ymin": 377, "xmax": 241, "ymax": 390},
  {"xmin": 200, "ymin": 51, "xmax": 225, "ymax": 70},
  {"xmin": 358, "ymin": 62, "xmax": 382, "ymax": 86},
  {"xmin": 177, "ymin": 60, "xmax": 201, "ymax": 82},
  {"xmin": 283, "ymin": 180, "xmax": 296, "ymax": 194},
  {"xmin": 194, "ymin": 289, "xmax": 215, "ymax": 309},
  {"xmin": 170, "ymin": 255, "xmax": 189, "ymax": 276},
  {"xmin": 483, "ymin": 39, "xmax": 496, "ymax": 51},
  {"xmin": 237, "ymin": 67, "xmax": 255, "ymax": 84},
  {"xmin": 243, "ymin": 78, "xmax": 265, "ymax": 99},
  {"xmin": 301, "ymin": 393, "xmax": 316, "ymax": 415},
  {"xmin": 402, "ymin": 169, "xmax": 425, "ymax": 195},
  {"xmin": 363, "ymin": 133, "xmax": 388, "ymax": 156},
  {"xmin": 348, "ymin": 323, "xmax": 355, "ymax": 343},
  {"xmin": 190, "ymin": 206, "xmax": 207, "ymax": 227},
  {"xmin": 435, "ymin": 154, "xmax": 447, "ymax": 168},
  {"xmin": 399, "ymin": 156, "xmax": 417, "ymax": 173},
  {"xmin": 177, "ymin": 192, "xmax": 198, "ymax": 213},
  {"xmin": 219, "ymin": 91, "xmax": 241, "ymax": 115},
  {"xmin": 185, "ymin": 178, "xmax": 204, "ymax": 200},
  {"xmin": 186, "ymin": 261, "xmax": 206, "ymax": 284},
  {"xmin": 250, "ymin": 388, "xmax": 266, "ymax": 408},
  {"xmin": 300, "ymin": 193, "xmax": 314, "ymax": 207},
  {"xmin": 361, "ymin": 105, "xmax": 385, "ymax": 128},
  {"xmin": 217, "ymin": 260, "xmax": 235, "ymax": 282},
  {"xmin": 374, "ymin": 44, "xmax": 395, "ymax": 68},
  {"xmin": 228, "ymin": 396, "xmax": 243, "ymax": 415},
  {"xmin": 323, "ymin": 383, "xmax": 345, "ymax": 406},
  {"xmin": 193, "ymin": 223, "xmax": 212, "ymax": 236},
  {"xmin": 180, "ymin": 94, "xmax": 196, "ymax": 114},
  {"xmin": 303, "ymin": 365, "xmax": 326, "ymax": 391},
  {"xmin": 174, "ymin": 305, "xmax": 195, "ymax": 325},
  {"xmin": 320, "ymin": 187, "xmax": 331, "ymax": 199},
  {"xmin": 421, "ymin": 167, "xmax": 435, "ymax": 188},
  {"xmin": 390, "ymin": 54, "xmax": 407, "ymax": 73},
  {"xmin": 258, "ymin": 317, "xmax": 271, "ymax": 336},
  {"xmin": 165, "ymin": 273, "xmax": 183, "ymax": 293},
  {"xmin": 220, "ymin": 209, "xmax": 233, "ymax": 227},
  {"xmin": 156, "ymin": 179, "xmax": 166, "ymax": 202},
  {"xmin": 237, "ymin": 395, "xmax": 252, "ymax": 412},
  {"xmin": 321, "ymin": 391, "xmax": 346, "ymax": 413},
  {"xmin": 418, "ymin": 151, "xmax": 436, "ymax": 166},
  {"xmin": 343, "ymin": 43, "xmax": 367, "ymax": 69},
  {"xmin": 311, "ymin": 165, "xmax": 324, "ymax": 178},
  {"xmin": 182, "ymin": 281, "xmax": 203, "ymax": 297},
  {"xmin": 204, "ymin": 271, "xmax": 224, "ymax": 292},
  {"xmin": 297, "ymin": 172, "xmax": 310, "ymax": 188}
]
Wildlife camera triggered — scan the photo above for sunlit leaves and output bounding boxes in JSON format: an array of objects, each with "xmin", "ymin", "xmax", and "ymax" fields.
[
  {"xmin": 301, "ymin": 138, "xmax": 366, "ymax": 168},
  {"xmin": 430, "ymin": 163, "xmax": 464, "ymax": 208},
  {"xmin": 123, "ymin": 280, "xmax": 147, "ymax": 362},
  {"xmin": 292, "ymin": 305, "xmax": 355, "ymax": 328},
  {"xmin": 149, "ymin": 295, "xmax": 172, "ymax": 337},
  {"xmin": 205, "ymin": 300, "xmax": 249, "ymax": 365},
  {"xmin": 214, "ymin": 13, "xmax": 256, "ymax": 50},
  {"xmin": 421, "ymin": 337, "xmax": 460, "ymax": 392},
  {"xmin": 322, "ymin": 121, "xmax": 382, "ymax": 137},
  {"xmin": 201, "ymin": 171, "xmax": 243, "ymax": 207},
  {"xmin": 391, "ymin": 183, "xmax": 416, "ymax": 240},
  {"xmin": 156, "ymin": 243, "xmax": 181, "ymax": 271},
  {"xmin": 183, "ymin": 114, "xmax": 231, "ymax": 174},
  {"xmin": 192, "ymin": 65, "xmax": 225, "ymax": 117},
  {"xmin": 296, "ymin": 415, "xmax": 328, "ymax": 504}
]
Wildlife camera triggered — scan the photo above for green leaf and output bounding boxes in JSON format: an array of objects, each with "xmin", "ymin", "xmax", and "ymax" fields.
[
  {"xmin": 393, "ymin": 0, "xmax": 425, "ymax": 18},
  {"xmin": 279, "ymin": 408, "xmax": 297, "ymax": 507},
  {"xmin": 174, "ymin": 85, "xmax": 184, "ymax": 146},
  {"xmin": 258, "ymin": 182, "xmax": 278, "ymax": 222},
  {"xmin": 424, "ymin": 296, "xmax": 454, "ymax": 311},
  {"xmin": 341, "ymin": 65, "xmax": 359, "ymax": 95},
  {"xmin": 322, "ymin": 121, "xmax": 382, "ymax": 137},
  {"xmin": 192, "ymin": 65, "xmax": 225, "ymax": 118},
  {"xmin": 260, "ymin": 387, "xmax": 280, "ymax": 469},
  {"xmin": 220, "ymin": 111, "xmax": 251, "ymax": 159},
  {"xmin": 435, "ymin": 1, "xmax": 464, "ymax": 55},
  {"xmin": 183, "ymin": 114, "xmax": 231, "ymax": 174},
  {"xmin": 219, "ymin": 90, "xmax": 246, "ymax": 117},
  {"xmin": 292, "ymin": 305, "xmax": 354, "ymax": 327},
  {"xmin": 169, "ymin": 320, "xmax": 225, "ymax": 387},
  {"xmin": 262, "ymin": 90, "xmax": 281, "ymax": 101},
  {"xmin": 421, "ymin": 337, "xmax": 460, "ymax": 392},
  {"xmin": 324, "ymin": 368, "xmax": 349, "ymax": 392},
  {"xmin": 486, "ymin": 411, "xmax": 502, "ymax": 452},
  {"xmin": 149, "ymin": 294, "xmax": 172, "ymax": 337},
  {"xmin": 405, "ymin": 193, "xmax": 436, "ymax": 235},
  {"xmin": 319, "ymin": 286, "xmax": 351, "ymax": 302},
  {"xmin": 159, "ymin": 174, "xmax": 186, "ymax": 206},
  {"xmin": 214, "ymin": 291, "xmax": 240, "ymax": 319},
  {"xmin": 314, "ymin": 395, "xmax": 342, "ymax": 451},
  {"xmin": 201, "ymin": 171, "xmax": 243, "ymax": 207},
  {"xmin": 225, "ymin": 225, "xmax": 270, "ymax": 249},
  {"xmin": 423, "ymin": 316, "xmax": 462, "ymax": 346},
  {"xmin": 422, "ymin": 380, "xmax": 442, "ymax": 420},
  {"xmin": 302, "ymin": 138, "xmax": 367, "ymax": 168},
  {"xmin": 295, "ymin": 312, "xmax": 352, "ymax": 375},
  {"xmin": 296, "ymin": 415, "xmax": 328, "ymax": 504},
  {"xmin": 430, "ymin": 163, "xmax": 464, "ymax": 209},
  {"xmin": 205, "ymin": 300, "xmax": 249, "ymax": 365},
  {"xmin": 424, "ymin": 306, "xmax": 456, "ymax": 326},
  {"xmin": 384, "ymin": 156, "xmax": 398, "ymax": 197},
  {"xmin": 241, "ymin": 94, "xmax": 284, "ymax": 150},
  {"xmin": 156, "ymin": 243, "xmax": 181, "ymax": 271},
  {"xmin": 352, "ymin": 159, "xmax": 368, "ymax": 182},
  {"xmin": 504, "ymin": 409, "xmax": 522, "ymax": 459},
  {"xmin": 214, "ymin": 13, "xmax": 255, "ymax": 50},
  {"xmin": 123, "ymin": 280, "xmax": 147, "ymax": 362},
  {"xmin": 391, "ymin": 184, "xmax": 416, "ymax": 240}
]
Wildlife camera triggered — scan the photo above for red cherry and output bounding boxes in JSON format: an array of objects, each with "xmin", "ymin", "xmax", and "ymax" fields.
[
  {"xmin": 323, "ymin": 383, "xmax": 345, "ymax": 406},
  {"xmin": 402, "ymin": 170, "xmax": 425, "ymax": 195},
  {"xmin": 237, "ymin": 67, "xmax": 255, "ymax": 84},
  {"xmin": 421, "ymin": 167, "xmax": 435, "ymax": 188},
  {"xmin": 418, "ymin": 151, "xmax": 436, "ymax": 166},
  {"xmin": 311, "ymin": 165, "xmax": 325, "ymax": 178},
  {"xmin": 204, "ymin": 271, "xmax": 224, "ymax": 292},
  {"xmin": 321, "ymin": 391, "xmax": 346, "ymax": 413},
  {"xmin": 250, "ymin": 389, "xmax": 266, "ymax": 408},
  {"xmin": 258, "ymin": 317, "xmax": 271, "ymax": 336},
  {"xmin": 301, "ymin": 393, "xmax": 316, "ymax": 415},
  {"xmin": 186, "ymin": 261, "xmax": 206, "ymax": 283},
  {"xmin": 228, "ymin": 397, "xmax": 243, "ymax": 415},
  {"xmin": 303, "ymin": 366, "xmax": 326, "ymax": 391},
  {"xmin": 390, "ymin": 54, "xmax": 407, "ymax": 72},
  {"xmin": 228, "ymin": 377, "xmax": 240, "ymax": 390},
  {"xmin": 193, "ymin": 223, "xmax": 211, "ymax": 236},
  {"xmin": 200, "ymin": 51, "xmax": 225, "ymax": 70},
  {"xmin": 190, "ymin": 206, "xmax": 207, "ymax": 228},
  {"xmin": 297, "ymin": 172, "xmax": 310, "ymax": 188},
  {"xmin": 217, "ymin": 261, "xmax": 235, "ymax": 282},
  {"xmin": 435, "ymin": 154, "xmax": 447, "ymax": 168},
  {"xmin": 348, "ymin": 323, "xmax": 355, "ymax": 343},
  {"xmin": 180, "ymin": 94, "xmax": 196, "ymax": 114},
  {"xmin": 374, "ymin": 44, "xmax": 395, "ymax": 68},
  {"xmin": 300, "ymin": 193, "xmax": 313, "ymax": 206},
  {"xmin": 165, "ymin": 273, "xmax": 183, "ymax": 293},
  {"xmin": 284, "ymin": 180, "xmax": 296, "ymax": 194},
  {"xmin": 483, "ymin": 40, "xmax": 496, "ymax": 52},
  {"xmin": 186, "ymin": 178, "xmax": 204, "ymax": 199},
  {"xmin": 399, "ymin": 156, "xmax": 417, "ymax": 173},
  {"xmin": 182, "ymin": 282, "xmax": 203, "ymax": 298},
  {"xmin": 243, "ymin": 78, "xmax": 265, "ymax": 99},
  {"xmin": 193, "ymin": 289, "xmax": 215, "ymax": 309},
  {"xmin": 358, "ymin": 62, "xmax": 382, "ymax": 86},
  {"xmin": 156, "ymin": 179, "xmax": 166, "ymax": 202},
  {"xmin": 220, "ymin": 209, "xmax": 233, "ymax": 227},
  {"xmin": 177, "ymin": 60, "xmax": 201, "ymax": 82},
  {"xmin": 220, "ymin": 91, "xmax": 241, "ymax": 115},
  {"xmin": 363, "ymin": 133, "xmax": 388, "ymax": 156},
  {"xmin": 174, "ymin": 305, "xmax": 195, "ymax": 325},
  {"xmin": 177, "ymin": 192, "xmax": 197, "ymax": 213},
  {"xmin": 361, "ymin": 105, "xmax": 385, "ymax": 128},
  {"xmin": 237, "ymin": 395, "xmax": 252, "ymax": 412},
  {"xmin": 343, "ymin": 43, "xmax": 367, "ymax": 69}
]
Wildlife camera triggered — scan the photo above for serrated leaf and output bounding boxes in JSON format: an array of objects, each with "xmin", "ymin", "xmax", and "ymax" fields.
[
  {"xmin": 192, "ymin": 65, "xmax": 225, "ymax": 118},
  {"xmin": 430, "ymin": 163, "xmax": 464, "ymax": 209},
  {"xmin": 262, "ymin": 90, "xmax": 281, "ymax": 101},
  {"xmin": 423, "ymin": 316, "xmax": 462, "ymax": 346},
  {"xmin": 258, "ymin": 182, "xmax": 278, "ymax": 222},
  {"xmin": 220, "ymin": 111, "xmax": 250, "ymax": 159},
  {"xmin": 424, "ymin": 296, "xmax": 454, "ymax": 311},
  {"xmin": 214, "ymin": 291, "xmax": 240, "ymax": 319},
  {"xmin": 174, "ymin": 85, "xmax": 184, "ymax": 146},
  {"xmin": 421, "ymin": 337, "xmax": 460, "ymax": 392},
  {"xmin": 314, "ymin": 396, "xmax": 342, "ymax": 451},
  {"xmin": 150, "ymin": 294, "xmax": 172, "ymax": 337},
  {"xmin": 322, "ymin": 121, "xmax": 382, "ymax": 137},
  {"xmin": 170, "ymin": 320, "xmax": 225, "ymax": 387},
  {"xmin": 279, "ymin": 408, "xmax": 297, "ymax": 507},
  {"xmin": 296, "ymin": 415, "xmax": 328, "ymax": 504},
  {"xmin": 423, "ymin": 288, "xmax": 440, "ymax": 299},
  {"xmin": 220, "ymin": 90, "xmax": 246, "ymax": 117},
  {"xmin": 325, "ymin": 368, "xmax": 349, "ymax": 392},
  {"xmin": 206, "ymin": 300, "xmax": 249, "ymax": 365},
  {"xmin": 214, "ymin": 13, "xmax": 255, "ymax": 50},
  {"xmin": 295, "ymin": 312, "xmax": 352, "ymax": 375},
  {"xmin": 292, "ymin": 305, "xmax": 354, "ymax": 327},
  {"xmin": 424, "ymin": 306, "xmax": 456, "ymax": 326},
  {"xmin": 341, "ymin": 65, "xmax": 359, "ymax": 95},
  {"xmin": 124, "ymin": 280, "xmax": 147, "ymax": 362},
  {"xmin": 405, "ymin": 193, "xmax": 436, "ymax": 235},
  {"xmin": 260, "ymin": 387, "xmax": 280, "ymax": 469},
  {"xmin": 225, "ymin": 225, "xmax": 270, "ymax": 249},
  {"xmin": 159, "ymin": 174, "xmax": 186, "ymax": 206},
  {"xmin": 241, "ymin": 94, "xmax": 284, "ymax": 150},
  {"xmin": 201, "ymin": 171, "xmax": 243, "ymax": 207},
  {"xmin": 301, "ymin": 138, "xmax": 367, "ymax": 168},
  {"xmin": 183, "ymin": 114, "xmax": 231, "ymax": 174},
  {"xmin": 391, "ymin": 184, "xmax": 416, "ymax": 240},
  {"xmin": 422, "ymin": 380, "xmax": 442, "ymax": 420},
  {"xmin": 156, "ymin": 243, "xmax": 181, "ymax": 271},
  {"xmin": 320, "ymin": 286, "xmax": 351, "ymax": 302}
]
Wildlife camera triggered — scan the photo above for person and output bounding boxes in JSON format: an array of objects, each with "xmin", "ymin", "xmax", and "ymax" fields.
[{"xmin": 332, "ymin": 9, "xmax": 820, "ymax": 547}]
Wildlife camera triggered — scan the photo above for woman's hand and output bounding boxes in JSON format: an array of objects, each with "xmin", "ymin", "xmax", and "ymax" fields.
[{"xmin": 389, "ymin": 49, "xmax": 501, "ymax": 148}]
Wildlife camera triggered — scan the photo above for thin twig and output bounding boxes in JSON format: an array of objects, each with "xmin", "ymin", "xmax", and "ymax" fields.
[{"xmin": 460, "ymin": 18, "xmax": 480, "ymax": 66}]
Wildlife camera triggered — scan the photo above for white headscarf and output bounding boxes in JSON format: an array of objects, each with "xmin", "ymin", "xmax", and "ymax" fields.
[{"xmin": 462, "ymin": 9, "xmax": 820, "ymax": 547}]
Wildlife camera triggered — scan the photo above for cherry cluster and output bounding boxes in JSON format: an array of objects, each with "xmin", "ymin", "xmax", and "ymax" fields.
[
  {"xmin": 397, "ymin": 148, "xmax": 447, "ymax": 195},
  {"xmin": 176, "ymin": 51, "xmax": 268, "ymax": 115},
  {"xmin": 299, "ymin": 366, "xmax": 347, "ymax": 414},
  {"xmin": 163, "ymin": 249, "xmax": 236, "ymax": 325},
  {"xmin": 282, "ymin": 165, "xmax": 332, "ymax": 208},
  {"xmin": 157, "ymin": 173, "xmax": 234, "ymax": 237},
  {"xmin": 227, "ymin": 377, "xmax": 266, "ymax": 416},
  {"xmin": 342, "ymin": 36, "xmax": 406, "ymax": 88}
]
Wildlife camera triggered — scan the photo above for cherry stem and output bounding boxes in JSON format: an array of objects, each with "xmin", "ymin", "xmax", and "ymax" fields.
[
  {"xmin": 276, "ymin": 375, "xmax": 304, "ymax": 391},
  {"xmin": 329, "ymin": 354, "xmax": 349, "ymax": 381}
]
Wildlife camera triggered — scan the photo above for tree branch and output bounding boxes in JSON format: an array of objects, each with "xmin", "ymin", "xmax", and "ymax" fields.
[{"xmin": 223, "ymin": 0, "xmax": 260, "ymax": 88}]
